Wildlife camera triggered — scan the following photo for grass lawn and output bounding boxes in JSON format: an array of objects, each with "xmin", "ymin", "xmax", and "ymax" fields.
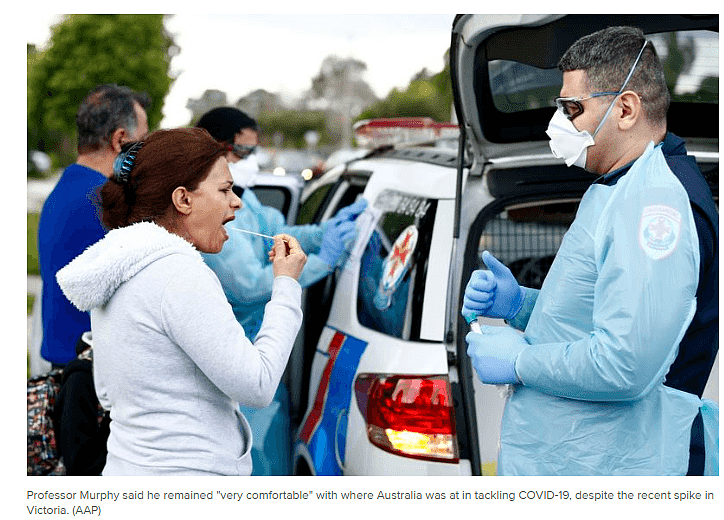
[
  {"xmin": 28, "ymin": 213, "xmax": 40, "ymax": 378},
  {"xmin": 28, "ymin": 212, "xmax": 40, "ymax": 276}
]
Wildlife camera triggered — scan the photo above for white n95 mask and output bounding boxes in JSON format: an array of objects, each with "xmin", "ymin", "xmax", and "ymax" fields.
[
  {"xmin": 547, "ymin": 39, "xmax": 649, "ymax": 170},
  {"xmin": 545, "ymin": 110, "xmax": 595, "ymax": 169},
  {"xmin": 228, "ymin": 155, "xmax": 260, "ymax": 188}
]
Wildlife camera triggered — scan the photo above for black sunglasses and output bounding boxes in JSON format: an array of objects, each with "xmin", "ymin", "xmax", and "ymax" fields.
[{"xmin": 554, "ymin": 92, "xmax": 620, "ymax": 121}]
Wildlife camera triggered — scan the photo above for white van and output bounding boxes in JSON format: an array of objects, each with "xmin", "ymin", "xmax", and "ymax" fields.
[{"xmin": 288, "ymin": 14, "xmax": 719, "ymax": 476}]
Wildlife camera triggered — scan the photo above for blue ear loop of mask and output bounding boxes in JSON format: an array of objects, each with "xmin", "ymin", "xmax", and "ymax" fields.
[
  {"xmin": 590, "ymin": 39, "xmax": 649, "ymax": 139},
  {"xmin": 546, "ymin": 39, "xmax": 649, "ymax": 169}
]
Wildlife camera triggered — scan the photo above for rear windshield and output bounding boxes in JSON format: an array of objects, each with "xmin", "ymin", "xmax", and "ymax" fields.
[{"xmin": 489, "ymin": 30, "xmax": 719, "ymax": 114}]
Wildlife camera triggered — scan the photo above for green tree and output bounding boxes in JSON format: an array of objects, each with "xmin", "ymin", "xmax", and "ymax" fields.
[
  {"xmin": 306, "ymin": 55, "xmax": 378, "ymax": 146},
  {"xmin": 28, "ymin": 14, "xmax": 177, "ymax": 171},
  {"xmin": 257, "ymin": 110, "xmax": 331, "ymax": 149},
  {"xmin": 357, "ymin": 50, "xmax": 453, "ymax": 123}
]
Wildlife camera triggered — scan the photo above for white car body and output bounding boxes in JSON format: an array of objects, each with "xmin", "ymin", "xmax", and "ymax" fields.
[
  {"xmin": 294, "ymin": 158, "xmax": 466, "ymax": 475},
  {"xmin": 289, "ymin": 14, "xmax": 718, "ymax": 476}
]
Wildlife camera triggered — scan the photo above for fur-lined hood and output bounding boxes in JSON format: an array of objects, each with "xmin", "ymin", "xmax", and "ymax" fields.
[{"xmin": 57, "ymin": 222, "xmax": 201, "ymax": 312}]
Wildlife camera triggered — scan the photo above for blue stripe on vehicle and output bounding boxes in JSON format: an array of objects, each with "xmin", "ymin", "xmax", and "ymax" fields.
[{"xmin": 307, "ymin": 333, "xmax": 367, "ymax": 475}]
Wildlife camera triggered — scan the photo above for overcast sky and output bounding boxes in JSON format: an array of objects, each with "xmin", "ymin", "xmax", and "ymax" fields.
[{"xmin": 27, "ymin": 13, "xmax": 455, "ymax": 128}]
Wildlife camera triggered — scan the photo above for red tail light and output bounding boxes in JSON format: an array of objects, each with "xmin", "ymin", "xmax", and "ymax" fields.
[{"xmin": 354, "ymin": 374, "xmax": 459, "ymax": 462}]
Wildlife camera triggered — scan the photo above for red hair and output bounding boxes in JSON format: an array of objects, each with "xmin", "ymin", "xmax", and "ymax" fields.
[{"xmin": 101, "ymin": 127, "xmax": 226, "ymax": 229}]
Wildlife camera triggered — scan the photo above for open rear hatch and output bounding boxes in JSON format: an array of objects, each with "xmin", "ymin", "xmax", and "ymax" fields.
[
  {"xmin": 450, "ymin": 14, "xmax": 719, "ymax": 165},
  {"xmin": 448, "ymin": 13, "xmax": 718, "ymax": 475}
]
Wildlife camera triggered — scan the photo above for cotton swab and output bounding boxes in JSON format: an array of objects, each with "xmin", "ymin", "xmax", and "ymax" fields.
[
  {"xmin": 228, "ymin": 227, "xmax": 275, "ymax": 240},
  {"xmin": 228, "ymin": 227, "xmax": 290, "ymax": 254}
]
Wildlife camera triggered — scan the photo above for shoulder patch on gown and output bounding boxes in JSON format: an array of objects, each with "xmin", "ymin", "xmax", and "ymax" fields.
[{"xmin": 638, "ymin": 204, "xmax": 682, "ymax": 260}]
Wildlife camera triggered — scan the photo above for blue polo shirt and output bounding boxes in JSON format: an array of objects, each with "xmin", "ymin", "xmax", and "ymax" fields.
[
  {"xmin": 596, "ymin": 133, "xmax": 719, "ymax": 397},
  {"xmin": 38, "ymin": 164, "xmax": 108, "ymax": 365}
]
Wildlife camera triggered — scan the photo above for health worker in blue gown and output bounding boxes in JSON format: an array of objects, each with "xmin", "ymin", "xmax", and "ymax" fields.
[
  {"xmin": 462, "ymin": 27, "xmax": 718, "ymax": 476},
  {"xmin": 196, "ymin": 107, "xmax": 366, "ymax": 474}
]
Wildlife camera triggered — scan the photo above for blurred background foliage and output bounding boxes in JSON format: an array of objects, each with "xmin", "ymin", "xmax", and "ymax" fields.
[
  {"xmin": 358, "ymin": 51, "xmax": 453, "ymax": 123},
  {"xmin": 28, "ymin": 14, "xmax": 177, "ymax": 175},
  {"xmin": 28, "ymin": 14, "xmax": 453, "ymax": 178}
]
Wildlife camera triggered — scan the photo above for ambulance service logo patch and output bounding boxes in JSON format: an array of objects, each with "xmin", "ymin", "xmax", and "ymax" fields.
[
  {"xmin": 638, "ymin": 205, "xmax": 681, "ymax": 260},
  {"xmin": 373, "ymin": 225, "xmax": 418, "ymax": 310}
]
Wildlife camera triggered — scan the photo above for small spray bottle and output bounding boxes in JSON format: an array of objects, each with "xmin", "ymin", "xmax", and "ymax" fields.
[
  {"xmin": 463, "ymin": 312, "xmax": 513, "ymax": 399},
  {"xmin": 463, "ymin": 312, "xmax": 482, "ymax": 334}
]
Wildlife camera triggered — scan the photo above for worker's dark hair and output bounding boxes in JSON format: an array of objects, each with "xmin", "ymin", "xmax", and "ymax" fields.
[
  {"xmin": 559, "ymin": 26, "xmax": 670, "ymax": 125},
  {"xmin": 196, "ymin": 107, "xmax": 259, "ymax": 144}
]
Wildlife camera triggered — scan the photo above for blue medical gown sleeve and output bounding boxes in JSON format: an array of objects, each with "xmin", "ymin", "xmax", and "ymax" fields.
[
  {"xmin": 202, "ymin": 190, "xmax": 332, "ymax": 338},
  {"xmin": 205, "ymin": 231, "xmax": 331, "ymax": 305},
  {"xmin": 279, "ymin": 222, "xmax": 325, "ymax": 256},
  {"xmin": 245, "ymin": 190, "xmax": 325, "ymax": 255},
  {"xmin": 701, "ymin": 399, "xmax": 719, "ymax": 476},
  {"xmin": 239, "ymin": 192, "xmax": 330, "ymax": 286},
  {"xmin": 516, "ymin": 145, "xmax": 700, "ymax": 401},
  {"xmin": 507, "ymin": 287, "xmax": 539, "ymax": 331}
]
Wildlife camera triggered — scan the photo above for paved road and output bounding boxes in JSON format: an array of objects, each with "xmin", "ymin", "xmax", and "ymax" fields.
[
  {"xmin": 28, "ymin": 176, "xmax": 53, "ymax": 375},
  {"xmin": 27, "ymin": 175, "xmax": 59, "ymax": 213},
  {"xmin": 28, "ymin": 275, "xmax": 41, "ymax": 296}
]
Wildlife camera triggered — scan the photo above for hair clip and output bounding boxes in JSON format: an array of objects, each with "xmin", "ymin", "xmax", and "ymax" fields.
[{"xmin": 112, "ymin": 141, "xmax": 144, "ymax": 184}]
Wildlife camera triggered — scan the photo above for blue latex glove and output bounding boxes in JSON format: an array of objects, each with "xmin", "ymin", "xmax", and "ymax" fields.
[
  {"xmin": 466, "ymin": 325, "xmax": 528, "ymax": 384},
  {"xmin": 462, "ymin": 250, "xmax": 525, "ymax": 321},
  {"xmin": 318, "ymin": 219, "xmax": 357, "ymax": 267},
  {"xmin": 327, "ymin": 198, "xmax": 368, "ymax": 227}
]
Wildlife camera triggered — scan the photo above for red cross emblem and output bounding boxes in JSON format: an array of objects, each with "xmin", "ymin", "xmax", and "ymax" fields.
[
  {"xmin": 648, "ymin": 217, "xmax": 672, "ymax": 239},
  {"xmin": 388, "ymin": 229, "xmax": 413, "ymax": 277},
  {"xmin": 639, "ymin": 205, "xmax": 681, "ymax": 260},
  {"xmin": 381, "ymin": 225, "xmax": 418, "ymax": 290}
]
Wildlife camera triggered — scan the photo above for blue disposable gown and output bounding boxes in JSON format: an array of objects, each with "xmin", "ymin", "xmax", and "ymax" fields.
[
  {"xmin": 202, "ymin": 189, "xmax": 332, "ymax": 340},
  {"xmin": 500, "ymin": 142, "xmax": 718, "ymax": 475},
  {"xmin": 202, "ymin": 189, "xmax": 333, "ymax": 475}
]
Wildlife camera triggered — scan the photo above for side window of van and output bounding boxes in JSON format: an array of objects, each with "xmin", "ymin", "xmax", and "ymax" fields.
[
  {"xmin": 357, "ymin": 192, "xmax": 437, "ymax": 340},
  {"xmin": 297, "ymin": 184, "xmax": 334, "ymax": 225},
  {"xmin": 252, "ymin": 186, "xmax": 293, "ymax": 219}
]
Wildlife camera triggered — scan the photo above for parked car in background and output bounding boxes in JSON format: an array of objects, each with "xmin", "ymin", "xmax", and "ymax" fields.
[
  {"xmin": 285, "ymin": 14, "xmax": 718, "ymax": 476},
  {"xmin": 261, "ymin": 149, "xmax": 324, "ymax": 180},
  {"xmin": 247, "ymin": 172, "xmax": 305, "ymax": 225},
  {"xmin": 27, "ymin": 150, "xmax": 52, "ymax": 178}
]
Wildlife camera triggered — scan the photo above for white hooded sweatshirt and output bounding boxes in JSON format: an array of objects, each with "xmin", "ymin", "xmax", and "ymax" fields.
[{"xmin": 56, "ymin": 222, "xmax": 302, "ymax": 475}]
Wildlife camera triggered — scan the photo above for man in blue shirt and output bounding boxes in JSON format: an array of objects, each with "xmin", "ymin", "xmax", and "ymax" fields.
[{"xmin": 38, "ymin": 84, "xmax": 150, "ymax": 366}]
